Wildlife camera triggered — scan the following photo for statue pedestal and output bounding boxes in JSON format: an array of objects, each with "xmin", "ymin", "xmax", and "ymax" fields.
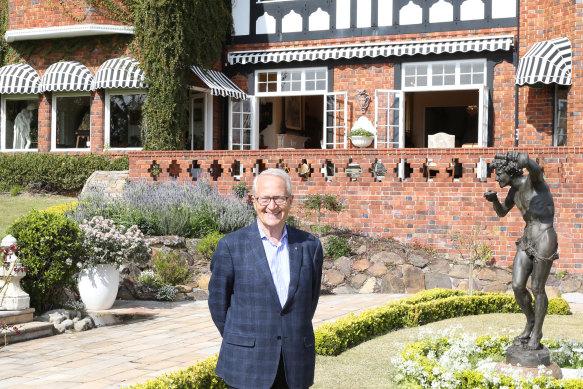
[{"xmin": 498, "ymin": 344, "xmax": 563, "ymax": 380}]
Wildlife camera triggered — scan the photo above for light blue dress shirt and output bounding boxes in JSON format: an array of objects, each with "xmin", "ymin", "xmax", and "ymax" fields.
[{"xmin": 258, "ymin": 223, "xmax": 290, "ymax": 308}]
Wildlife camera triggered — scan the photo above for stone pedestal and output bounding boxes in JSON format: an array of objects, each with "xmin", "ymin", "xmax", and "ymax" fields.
[{"xmin": 506, "ymin": 344, "xmax": 551, "ymax": 366}]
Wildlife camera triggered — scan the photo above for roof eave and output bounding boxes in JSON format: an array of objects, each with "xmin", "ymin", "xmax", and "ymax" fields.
[{"xmin": 5, "ymin": 24, "xmax": 134, "ymax": 43}]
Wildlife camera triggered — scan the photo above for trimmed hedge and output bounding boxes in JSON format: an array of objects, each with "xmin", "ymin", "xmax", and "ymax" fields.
[
  {"xmin": 0, "ymin": 153, "xmax": 129, "ymax": 193},
  {"xmin": 314, "ymin": 289, "xmax": 571, "ymax": 356},
  {"xmin": 123, "ymin": 290, "xmax": 571, "ymax": 388}
]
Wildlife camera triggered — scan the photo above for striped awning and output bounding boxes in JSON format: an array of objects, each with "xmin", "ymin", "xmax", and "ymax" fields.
[
  {"xmin": 0, "ymin": 63, "xmax": 41, "ymax": 94},
  {"xmin": 93, "ymin": 57, "xmax": 147, "ymax": 89},
  {"xmin": 191, "ymin": 66, "xmax": 247, "ymax": 100},
  {"xmin": 228, "ymin": 35, "xmax": 514, "ymax": 65},
  {"xmin": 40, "ymin": 61, "xmax": 94, "ymax": 92},
  {"xmin": 515, "ymin": 37, "xmax": 572, "ymax": 86}
]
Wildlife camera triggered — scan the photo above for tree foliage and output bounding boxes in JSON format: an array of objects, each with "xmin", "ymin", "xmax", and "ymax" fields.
[
  {"xmin": 133, "ymin": 0, "xmax": 232, "ymax": 150},
  {"xmin": 0, "ymin": 0, "xmax": 8, "ymax": 67}
]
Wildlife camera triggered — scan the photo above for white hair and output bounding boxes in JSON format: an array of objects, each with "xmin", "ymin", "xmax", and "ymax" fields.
[{"xmin": 252, "ymin": 168, "xmax": 292, "ymax": 196}]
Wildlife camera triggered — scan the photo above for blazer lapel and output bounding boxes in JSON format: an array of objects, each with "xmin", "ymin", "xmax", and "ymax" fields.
[
  {"xmin": 283, "ymin": 227, "xmax": 303, "ymax": 310},
  {"xmin": 247, "ymin": 222, "xmax": 281, "ymax": 308}
]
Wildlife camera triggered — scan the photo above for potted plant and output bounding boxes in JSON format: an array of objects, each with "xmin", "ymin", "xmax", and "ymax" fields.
[
  {"xmin": 348, "ymin": 128, "xmax": 375, "ymax": 148},
  {"xmin": 77, "ymin": 216, "xmax": 150, "ymax": 310}
]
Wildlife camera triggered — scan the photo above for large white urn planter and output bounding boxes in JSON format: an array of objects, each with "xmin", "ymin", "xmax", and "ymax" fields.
[
  {"xmin": 350, "ymin": 136, "xmax": 374, "ymax": 148},
  {"xmin": 78, "ymin": 264, "xmax": 120, "ymax": 310}
]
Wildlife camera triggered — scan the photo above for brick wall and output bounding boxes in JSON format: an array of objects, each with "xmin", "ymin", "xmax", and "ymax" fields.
[
  {"xmin": 128, "ymin": 147, "xmax": 583, "ymax": 274},
  {"xmin": 7, "ymin": 0, "xmax": 128, "ymax": 30}
]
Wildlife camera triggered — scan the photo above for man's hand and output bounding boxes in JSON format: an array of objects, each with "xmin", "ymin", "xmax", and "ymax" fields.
[{"xmin": 484, "ymin": 190, "xmax": 498, "ymax": 202}]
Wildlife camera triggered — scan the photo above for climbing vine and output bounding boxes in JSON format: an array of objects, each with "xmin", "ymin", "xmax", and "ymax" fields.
[
  {"xmin": 0, "ymin": 0, "xmax": 8, "ymax": 67},
  {"xmin": 45, "ymin": 0, "xmax": 136, "ymax": 24}
]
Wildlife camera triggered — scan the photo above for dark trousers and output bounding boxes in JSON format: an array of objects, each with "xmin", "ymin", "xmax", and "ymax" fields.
[{"xmin": 228, "ymin": 352, "xmax": 289, "ymax": 389}]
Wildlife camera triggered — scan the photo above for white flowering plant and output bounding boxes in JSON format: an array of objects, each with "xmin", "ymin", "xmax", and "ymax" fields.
[{"xmin": 78, "ymin": 216, "xmax": 150, "ymax": 269}]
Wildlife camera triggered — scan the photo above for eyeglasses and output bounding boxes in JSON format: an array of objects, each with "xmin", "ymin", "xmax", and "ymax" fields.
[{"xmin": 254, "ymin": 196, "xmax": 289, "ymax": 206}]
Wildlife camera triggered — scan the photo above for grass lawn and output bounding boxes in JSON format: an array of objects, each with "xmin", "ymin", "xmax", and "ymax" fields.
[
  {"xmin": 313, "ymin": 312, "xmax": 583, "ymax": 388},
  {"xmin": 0, "ymin": 193, "xmax": 75, "ymax": 237}
]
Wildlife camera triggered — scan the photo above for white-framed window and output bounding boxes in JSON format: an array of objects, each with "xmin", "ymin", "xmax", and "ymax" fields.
[
  {"xmin": 554, "ymin": 98, "xmax": 567, "ymax": 146},
  {"xmin": 1, "ymin": 95, "xmax": 39, "ymax": 152},
  {"xmin": 51, "ymin": 93, "xmax": 91, "ymax": 151},
  {"xmin": 255, "ymin": 67, "xmax": 327, "ymax": 96},
  {"xmin": 403, "ymin": 59, "xmax": 486, "ymax": 90},
  {"xmin": 105, "ymin": 89, "xmax": 146, "ymax": 149},
  {"xmin": 229, "ymin": 97, "xmax": 255, "ymax": 150}
]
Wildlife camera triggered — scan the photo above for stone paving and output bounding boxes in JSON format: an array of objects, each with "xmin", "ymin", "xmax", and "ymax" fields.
[{"xmin": 0, "ymin": 294, "xmax": 405, "ymax": 389}]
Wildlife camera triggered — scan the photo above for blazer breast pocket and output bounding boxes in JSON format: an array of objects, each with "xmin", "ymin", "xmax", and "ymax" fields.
[{"xmin": 224, "ymin": 332, "xmax": 256, "ymax": 348}]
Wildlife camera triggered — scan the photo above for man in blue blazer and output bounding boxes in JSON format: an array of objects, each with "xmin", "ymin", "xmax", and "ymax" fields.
[{"xmin": 209, "ymin": 168, "xmax": 324, "ymax": 389}]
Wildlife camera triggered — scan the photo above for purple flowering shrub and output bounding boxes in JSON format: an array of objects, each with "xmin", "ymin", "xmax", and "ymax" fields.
[
  {"xmin": 79, "ymin": 216, "xmax": 150, "ymax": 269},
  {"xmin": 68, "ymin": 180, "xmax": 254, "ymax": 238}
]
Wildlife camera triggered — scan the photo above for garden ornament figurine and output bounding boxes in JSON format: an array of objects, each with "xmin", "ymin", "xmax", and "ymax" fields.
[
  {"xmin": 484, "ymin": 151, "xmax": 558, "ymax": 353},
  {"xmin": 13, "ymin": 103, "xmax": 36, "ymax": 149}
]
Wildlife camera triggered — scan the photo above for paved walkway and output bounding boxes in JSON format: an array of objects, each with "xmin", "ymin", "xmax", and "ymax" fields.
[{"xmin": 0, "ymin": 294, "xmax": 405, "ymax": 389}]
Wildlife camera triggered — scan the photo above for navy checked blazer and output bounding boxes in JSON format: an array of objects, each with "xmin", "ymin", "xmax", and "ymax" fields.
[{"xmin": 208, "ymin": 221, "xmax": 323, "ymax": 389}]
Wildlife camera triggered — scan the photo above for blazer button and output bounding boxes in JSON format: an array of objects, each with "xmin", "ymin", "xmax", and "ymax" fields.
[{"xmin": 277, "ymin": 336, "xmax": 281, "ymax": 340}]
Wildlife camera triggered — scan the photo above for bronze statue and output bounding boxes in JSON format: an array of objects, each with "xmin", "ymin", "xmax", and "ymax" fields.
[{"xmin": 484, "ymin": 151, "xmax": 558, "ymax": 351}]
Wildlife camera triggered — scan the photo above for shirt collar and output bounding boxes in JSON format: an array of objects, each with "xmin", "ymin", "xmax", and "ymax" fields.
[{"xmin": 257, "ymin": 222, "xmax": 288, "ymax": 243}]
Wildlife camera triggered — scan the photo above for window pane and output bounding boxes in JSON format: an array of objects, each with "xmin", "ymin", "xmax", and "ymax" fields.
[
  {"xmin": 4, "ymin": 100, "xmax": 38, "ymax": 150},
  {"xmin": 109, "ymin": 94, "xmax": 145, "ymax": 148},
  {"xmin": 473, "ymin": 73, "xmax": 484, "ymax": 84},
  {"xmin": 444, "ymin": 74, "xmax": 455, "ymax": 85},
  {"xmin": 460, "ymin": 74, "xmax": 471, "ymax": 84},
  {"xmin": 56, "ymin": 96, "xmax": 91, "ymax": 149}
]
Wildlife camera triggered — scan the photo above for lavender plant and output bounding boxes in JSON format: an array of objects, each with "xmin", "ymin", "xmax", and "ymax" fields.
[{"xmin": 67, "ymin": 180, "xmax": 255, "ymax": 238}]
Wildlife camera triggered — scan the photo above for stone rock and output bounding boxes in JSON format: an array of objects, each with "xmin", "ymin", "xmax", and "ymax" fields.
[
  {"xmin": 336, "ymin": 257, "xmax": 353, "ymax": 277},
  {"xmin": 350, "ymin": 273, "xmax": 368, "ymax": 289},
  {"xmin": 354, "ymin": 245, "xmax": 367, "ymax": 256},
  {"xmin": 353, "ymin": 259, "xmax": 371, "ymax": 272},
  {"xmin": 370, "ymin": 251, "xmax": 405, "ymax": 265},
  {"xmin": 561, "ymin": 278, "xmax": 582, "ymax": 293},
  {"xmin": 403, "ymin": 265, "xmax": 425, "ymax": 294},
  {"xmin": 367, "ymin": 262, "xmax": 388, "ymax": 278},
  {"xmin": 428, "ymin": 259, "xmax": 450, "ymax": 273},
  {"xmin": 175, "ymin": 284, "xmax": 194, "ymax": 293},
  {"xmin": 545, "ymin": 285, "xmax": 560, "ymax": 299},
  {"xmin": 174, "ymin": 293, "xmax": 187, "ymax": 301},
  {"xmin": 449, "ymin": 264, "xmax": 470, "ymax": 279},
  {"xmin": 322, "ymin": 260, "xmax": 333, "ymax": 270},
  {"xmin": 74, "ymin": 317, "xmax": 94, "ymax": 332},
  {"xmin": 483, "ymin": 282, "xmax": 508, "ymax": 293},
  {"xmin": 493, "ymin": 268, "xmax": 513, "ymax": 283},
  {"xmin": 185, "ymin": 238, "xmax": 202, "ymax": 255},
  {"xmin": 476, "ymin": 268, "xmax": 497, "ymax": 281},
  {"xmin": 545, "ymin": 275, "xmax": 561, "ymax": 287},
  {"xmin": 410, "ymin": 254, "xmax": 429, "ymax": 268},
  {"xmin": 186, "ymin": 289, "xmax": 209, "ymax": 301},
  {"xmin": 134, "ymin": 285, "xmax": 158, "ymax": 300},
  {"xmin": 197, "ymin": 274, "xmax": 211, "ymax": 290},
  {"xmin": 332, "ymin": 285, "xmax": 355, "ymax": 294},
  {"xmin": 456, "ymin": 280, "xmax": 469, "ymax": 291},
  {"xmin": 46, "ymin": 310, "xmax": 69, "ymax": 324},
  {"xmin": 359, "ymin": 278, "xmax": 376, "ymax": 294},
  {"xmin": 380, "ymin": 274, "xmax": 406, "ymax": 293},
  {"xmin": 325, "ymin": 269, "xmax": 345, "ymax": 286},
  {"xmin": 424, "ymin": 273, "xmax": 452, "ymax": 290},
  {"xmin": 54, "ymin": 319, "xmax": 74, "ymax": 333}
]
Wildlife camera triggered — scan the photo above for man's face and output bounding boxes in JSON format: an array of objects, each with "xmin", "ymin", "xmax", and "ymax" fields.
[
  {"xmin": 496, "ymin": 172, "xmax": 511, "ymax": 188},
  {"xmin": 253, "ymin": 175, "xmax": 293, "ymax": 232}
]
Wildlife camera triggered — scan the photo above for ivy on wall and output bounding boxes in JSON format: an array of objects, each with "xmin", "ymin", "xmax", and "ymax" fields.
[{"xmin": 0, "ymin": 0, "xmax": 8, "ymax": 67}]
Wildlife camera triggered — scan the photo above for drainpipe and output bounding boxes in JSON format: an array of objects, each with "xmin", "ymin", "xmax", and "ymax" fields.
[{"xmin": 514, "ymin": 0, "xmax": 520, "ymax": 147}]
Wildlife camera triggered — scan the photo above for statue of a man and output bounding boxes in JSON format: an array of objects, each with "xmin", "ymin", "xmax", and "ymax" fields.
[
  {"xmin": 484, "ymin": 151, "xmax": 558, "ymax": 350},
  {"xmin": 13, "ymin": 103, "xmax": 36, "ymax": 149}
]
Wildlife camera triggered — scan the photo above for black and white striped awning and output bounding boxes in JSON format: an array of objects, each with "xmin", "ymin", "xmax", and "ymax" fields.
[
  {"xmin": 40, "ymin": 61, "xmax": 94, "ymax": 92},
  {"xmin": 191, "ymin": 66, "xmax": 247, "ymax": 100},
  {"xmin": 228, "ymin": 35, "xmax": 514, "ymax": 65},
  {"xmin": 93, "ymin": 57, "xmax": 147, "ymax": 89},
  {"xmin": 515, "ymin": 37, "xmax": 572, "ymax": 86},
  {"xmin": 0, "ymin": 63, "xmax": 41, "ymax": 94}
]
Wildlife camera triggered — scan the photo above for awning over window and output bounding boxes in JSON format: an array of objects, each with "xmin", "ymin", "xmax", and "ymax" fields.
[
  {"xmin": 227, "ymin": 35, "xmax": 514, "ymax": 65},
  {"xmin": 191, "ymin": 66, "xmax": 247, "ymax": 100},
  {"xmin": 515, "ymin": 37, "xmax": 572, "ymax": 86},
  {"xmin": 93, "ymin": 57, "xmax": 147, "ymax": 89},
  {"xmin": 40, "ymin": 61, "xmax": 94, "ymax": 92},
  {"xmin": 0, "ymin": 63, "xmax": 41, "ymax": 94}
]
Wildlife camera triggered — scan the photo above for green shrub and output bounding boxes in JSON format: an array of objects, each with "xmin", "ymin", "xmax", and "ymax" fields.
[
  {"xmin": 9, "ymin": 184, "xmax": 23, "ymax": 197},
  {"xmin": 125, "ymin": 355, "xmax": 226, "ymax": 389},
  {"xmin": 324, "ymin": 236, "xmax": 351, "ymax": 259},
  {"xmin": 314, "ymin": 289, "xmax": 570, "ymax": 356},
  {"xmin": 137, "ymin": 269, "xmax": 163, "ymax": 288},
  {"xmin": 153, "ymin": 250, "xmax": 191, "ymax": 286},
  {"xmin": 8, "ymin": 210, "xmax": 83, "ymax": 313},
  {"xmin": 197, "ymin": 232, "xmax": 226, "ymax": 261},
  {"xmin": 231, "ymin": 181, "xmax": 248, "ymax": 199},
  {"xmin": 0, "ymin": 153, "xmax": 129, "ymax": 193}
]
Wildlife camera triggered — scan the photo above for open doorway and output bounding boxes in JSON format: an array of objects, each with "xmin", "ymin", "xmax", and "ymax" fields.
[
  {"xmin": 258, "ymin": 95, "xmax": 323, "ymax": 149},
  {"xmin": 405, "ymin": 90, "xmax": 480, "ymax": 148}
]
